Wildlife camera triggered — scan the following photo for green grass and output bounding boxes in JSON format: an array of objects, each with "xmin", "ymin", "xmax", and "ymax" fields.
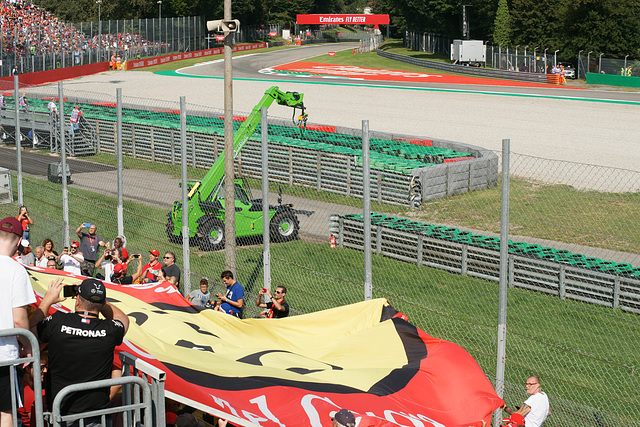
[
  {"xmin": 128, "ymin": 37, "xmax": 454, "ymax": 76},
  {"xmin": 75, "ymin": 153, "xmax": 640, "ymax": 256},
  {"xmin": 414, "ymin": 178, "xmax": 640, "ymax": 254},
  {"xmin": 3, "ymin": 171, "xmax": 639, "ymax": 425},
  {"xmin": 300, "ymin": 38, "xmax": 457, "ymax": 75}
]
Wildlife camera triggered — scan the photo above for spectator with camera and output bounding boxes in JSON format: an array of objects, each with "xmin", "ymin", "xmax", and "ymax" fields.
[
  {"xmin": 29, "ymin": 277, "xmax": 129, "ymax": 425},
  {"xmin": 76, "ymin": 223, "xmax": 105, "ymax": 277},
  {"xmin": 111, "ymin": 253, "xmax": 143, "ymax": 284},
  {"xmin": 16, "ymin": 206, "xmax": 33, "ymax": 241},
  {"xmin": 255, "ymin": 286, "xmax": 289, "ymax": 318},
  {"xmin": 96, "ymin": 246, "xmax": 124, "ymax": 281},
  {"xmin": 56, "ymin": 241, "xmax": 84, "ymax": 275}
]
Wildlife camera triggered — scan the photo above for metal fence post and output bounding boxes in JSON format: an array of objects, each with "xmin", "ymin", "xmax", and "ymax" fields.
[
  {"xmin": 116, "ymin": 88, "xmax": 124, "ymax": 237},
  {"xmin": 261, "ymin": 107, "xmax": 271, "ymax": 292},
  {"xmin": 493, "ymin": 139, "xmax": 510, "ymax": 427},
  {"xmin": 180, "ymin": 96, "xmax": 191, "ymax": 296},
  {"xmin": 363, "ymin": 120, "xmax": 372, "ymax": 301},
  {"xmin": 58, "ymin": 82, "xmax": 69, "ymax": 247},
  {"xmin": 14, "ymin": 74, "xmax": 23, "ymax": 205}
]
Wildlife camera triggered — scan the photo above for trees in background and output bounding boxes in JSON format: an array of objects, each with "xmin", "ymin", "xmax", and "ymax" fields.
[{"xmin": 31, "ymin": 0, "xmax": 640, "ymax": 58}]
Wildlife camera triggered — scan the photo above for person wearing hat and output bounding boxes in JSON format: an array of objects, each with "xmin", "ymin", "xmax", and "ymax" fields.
[
  {"xmin": 110, "ymin": 252, "xmax": 143, "ymax": 284},
  {"xmin": 56, "ymin": 241, "xmax": 84, "ymax": 275},
  {"xmin": 330, "ymin": 409, "xmax": 356, "ymax": 427},
  {"xmin": 502, "ymin": 375, "xmax": 550, "ymax": 427},
  {"xmin": 141, "ymin": 249, "xmax": 163, "ymax": 283},
  {"xmin": 30, "ymin": 277, "xmax": 129, "ymax": 423},
  {"xmin": 0, "ymin": 217, "xmax": 36, "ymax": 426},
  {"xmin": 17, "ymin": 239, "xmax": 35, "ymax": 266}
]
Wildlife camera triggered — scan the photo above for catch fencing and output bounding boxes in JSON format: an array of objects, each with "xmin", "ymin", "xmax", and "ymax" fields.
[
  {"xmin": 404, "ymin": 30, "xmax": 640, "ymax": 80},
  {"xmin": 0, "ymin": 16, "xmax": 206, "ymax": 77},
  {"xmin": 1, "ymin": 84, "xmax": 639, "ymax": 427}
]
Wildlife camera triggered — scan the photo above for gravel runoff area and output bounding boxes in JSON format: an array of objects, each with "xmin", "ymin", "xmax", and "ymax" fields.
[{"xmin": 51, "ymin": 69, "xmax": 640, "ymax": 191}]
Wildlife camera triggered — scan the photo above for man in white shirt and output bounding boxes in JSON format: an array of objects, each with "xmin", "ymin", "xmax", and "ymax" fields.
[
  {"xmin": 56, "ymin": 241, "xmax": 84, "ymax": 275},
  {"xmin": 34, "ymin": 245, "xmax": 47, "ymax": 267},
  {"xmin": 503, "ymin": 375, "xmax": 550, "ymax": 427},
  {"xmin": 0, "ymin": 217, "xmax": 36, "ymax": 425}
]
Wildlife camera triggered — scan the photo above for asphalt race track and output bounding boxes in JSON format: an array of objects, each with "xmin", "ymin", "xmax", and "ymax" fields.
[{"xmin": 39, "ymin": 44, "xmax": 640, "ymax": 182}]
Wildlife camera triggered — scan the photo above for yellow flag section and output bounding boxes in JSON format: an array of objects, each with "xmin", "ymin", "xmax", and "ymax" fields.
[{"xmin": 26, "ymin": 266, "xmax": 503, "ymax": 427}]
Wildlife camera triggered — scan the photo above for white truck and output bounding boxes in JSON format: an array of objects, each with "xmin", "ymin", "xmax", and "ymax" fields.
[{"xmin": 450, "ymin": 40, "xmax": 486, "ymax": 66}]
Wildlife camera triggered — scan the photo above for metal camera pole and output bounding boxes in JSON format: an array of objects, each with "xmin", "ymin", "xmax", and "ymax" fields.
[{"xmin": 223, "ymin": 0, "xmax": 236, "ymax": 274}]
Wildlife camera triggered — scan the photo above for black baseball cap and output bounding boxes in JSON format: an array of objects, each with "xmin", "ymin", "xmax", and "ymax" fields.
[
  {"xmin": 330, "ymin": 409, "xmax": 356, "ymax": 427},
  {"xmin": 78, "ymin": 278, "xmax": 106, "ymax": 304}
]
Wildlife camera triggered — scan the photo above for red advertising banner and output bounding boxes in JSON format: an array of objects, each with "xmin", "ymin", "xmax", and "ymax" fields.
[
  {"xmin": 27, "ymin": 267, "xmax": 502, "ymax": 427},
  {"xmin": 297, "ymin": 14, "xmax": 390, "ymax": 25}
]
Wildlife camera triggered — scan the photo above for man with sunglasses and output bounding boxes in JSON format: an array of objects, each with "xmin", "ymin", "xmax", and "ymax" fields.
[
  {"xmin": 503, "ymin": 375, "xmax": 550, "ymax": 427},
  {"xmin": 162, "ymin": 252, "xmax": 180, "ymax": 288},
  {"xmin": 57, "ymin": 241, "xmax": 84, "ymax": 275},
  {"xmin": 255, "ymin": 286, "xmax": 289, "ymax": 318}
]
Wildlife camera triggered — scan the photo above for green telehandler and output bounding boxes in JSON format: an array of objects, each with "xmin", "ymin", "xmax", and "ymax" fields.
[{"xmin": 166, "ymin": 86, "xmax": 307, "ymax": 250}]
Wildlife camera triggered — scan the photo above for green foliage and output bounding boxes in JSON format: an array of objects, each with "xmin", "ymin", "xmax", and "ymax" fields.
[
  {"xmin": 28, "ymin": 0, "xmax": 640, "ymax": 58},
  {"xmin": 492, "ymin": 0, "xmax": 511, "ymax": 46}
]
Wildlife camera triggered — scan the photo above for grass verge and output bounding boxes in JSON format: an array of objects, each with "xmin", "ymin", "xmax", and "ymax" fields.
[{"xmin": 2, "ymin": 172, "xmax": 638, "ymax": 424}]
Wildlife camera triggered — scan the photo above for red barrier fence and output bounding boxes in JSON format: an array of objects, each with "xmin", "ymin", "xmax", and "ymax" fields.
[
  {"xmin": 0, "ymin": 62, "xmax": 109, "ymax": 87},
  {"xmin": 0, "ymin": 42, "xmax": 268, "ymax": 87}
]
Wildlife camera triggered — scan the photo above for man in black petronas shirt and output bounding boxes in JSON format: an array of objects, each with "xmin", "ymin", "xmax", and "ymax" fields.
[{"xmin": 30, "ymin": 277, "xmax": 129, "ymax": 425}]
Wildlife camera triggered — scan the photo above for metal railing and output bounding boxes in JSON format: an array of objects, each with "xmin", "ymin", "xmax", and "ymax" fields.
[
  {"xmin": 0, "ymin": 328, "xmax": 44, "ymax": 427},
  {"xmin": 50, "ymin": 376, "xmax": 153, "ymax": 427},
  {"xmin": 331, "ymin": 214, "xmax": 640, "ymax": 314}
]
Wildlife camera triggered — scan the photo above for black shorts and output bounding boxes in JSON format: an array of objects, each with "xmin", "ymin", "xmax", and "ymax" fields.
[{"xmin": 0, "ymin": 365, "xmax": 24, "ymax": 412}]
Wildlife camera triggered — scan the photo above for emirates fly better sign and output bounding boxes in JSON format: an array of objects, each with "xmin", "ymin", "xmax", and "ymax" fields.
[{"xmin": 297, "ymin": 14, "xmax": 390, "ymax": 25}]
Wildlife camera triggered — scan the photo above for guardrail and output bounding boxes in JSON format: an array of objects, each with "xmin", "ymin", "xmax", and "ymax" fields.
[
  {"xmin": 376, "ymin": 49, "xmax": 549, "ymax": 83},
  {"xmin": 330, "ymin": 214, "xmax": 640, "ymax": 314}
]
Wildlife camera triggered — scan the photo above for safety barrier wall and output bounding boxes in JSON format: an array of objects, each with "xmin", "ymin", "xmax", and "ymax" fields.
[
  {"xmin": 331, "ymin": 215, "xmax": 640, "ymax": 314},
  {"xmin": 0, "ymin": 62, "xmax": 109, "ymax": 88},
  {"xmin": 586, "ymin": 72, "xmax": 640, "ymax": 88}
]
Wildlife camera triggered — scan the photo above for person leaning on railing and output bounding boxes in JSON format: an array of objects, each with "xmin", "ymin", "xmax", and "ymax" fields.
[
  {"xmin": 29, "ymin": 277, "xmax": 129, "ymax": 426},
  {"xmin": 0, "ymin": 216, "xmax": 37, "ymax": 427}
]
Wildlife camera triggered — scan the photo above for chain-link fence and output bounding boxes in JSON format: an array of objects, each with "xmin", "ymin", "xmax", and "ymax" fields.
[
  {"xmin": 404, "ymin": 30, "xmax": 640, "ymax": 81},
  {"xmin": 1, "ymin": 83, "xmax": 639, "ymax": 427}
]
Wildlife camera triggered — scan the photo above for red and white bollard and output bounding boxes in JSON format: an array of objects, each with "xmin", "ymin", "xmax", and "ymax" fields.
[{"xmin": 330, "ymin": 235, "xmax": 336, "ymax": 249}]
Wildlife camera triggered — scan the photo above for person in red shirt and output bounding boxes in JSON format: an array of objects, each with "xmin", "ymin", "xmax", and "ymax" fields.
[
  {"xmin": 16, "ymin": 205, "xmax": 33, "ymax": 241},
  {"xmin": 141, "ymin": 249, "xmax": 162, "ymax": 283}
]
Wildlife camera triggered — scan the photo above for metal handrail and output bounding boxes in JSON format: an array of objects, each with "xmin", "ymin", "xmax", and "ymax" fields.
[
  {"xmin": 0, "ymin": 328, "xmax": 44, "ymax": 427},
  {"xmin": 50, "ymin": 376, "xmax": 152, "ymax": 427}
]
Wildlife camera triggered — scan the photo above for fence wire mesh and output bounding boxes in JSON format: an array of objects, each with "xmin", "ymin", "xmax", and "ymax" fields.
[{"xmin": 1, "ymin": 85, "xmax": 639, "ymax": 427}]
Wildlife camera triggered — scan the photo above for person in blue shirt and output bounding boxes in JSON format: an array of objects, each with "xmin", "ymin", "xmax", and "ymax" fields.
[{"xmin": 215, "ymin": 270, "xmax": 244, "ymax": 317}]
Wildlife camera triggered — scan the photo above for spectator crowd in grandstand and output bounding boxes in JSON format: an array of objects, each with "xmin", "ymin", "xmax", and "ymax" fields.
[{"xmin": 1, "ymin": 0, "xmax": 163, "ymax": 64}]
